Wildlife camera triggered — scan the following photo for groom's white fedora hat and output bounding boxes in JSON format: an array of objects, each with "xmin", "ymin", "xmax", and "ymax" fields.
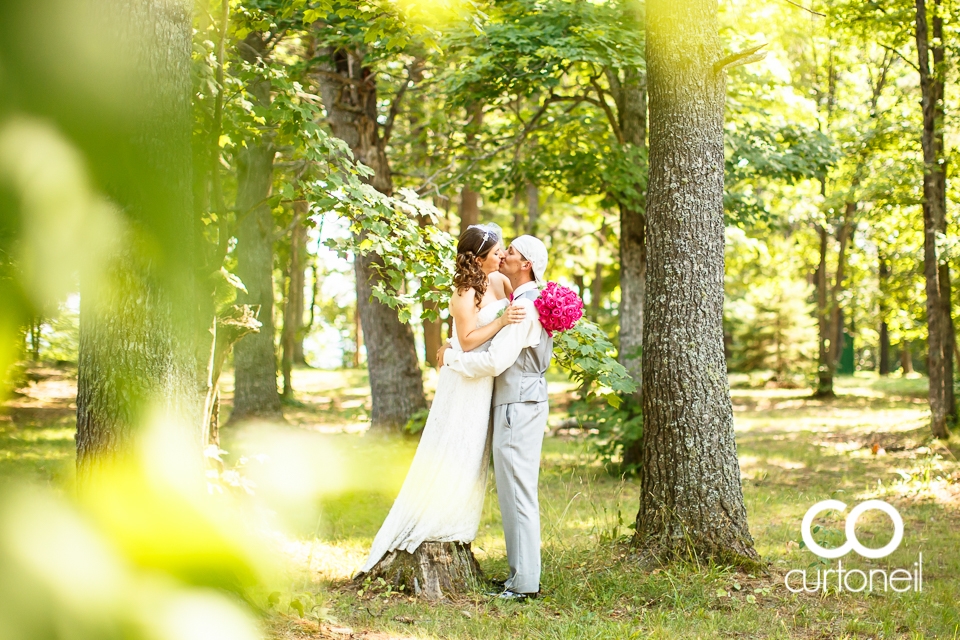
[{"xmin": 510, "ymin": 235, "xmax": 547, "ymax": 283}]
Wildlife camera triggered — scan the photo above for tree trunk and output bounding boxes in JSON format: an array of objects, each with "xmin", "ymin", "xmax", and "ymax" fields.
[
  {"xmin": 360, "ymin": 542, "xmax": 484, "ymax": 601},
  {"xmin": 902, "ymin": 341, "xmax": 915, "ymax": 374},
  {"xmin": 230, "ymin": 33, "xmax": 281, "ymax": 421},
  {"xmin": 282, "ymin": 204, "xmax": 307, "ymax": 399},
  {"xmin": 459, "ymin": 104, "xmax": 483, "ymax": 234},
  {"xmin": 525, "ymin": 182, "xmax": 539, "ymax": 235},
  {"xmin": 419, "ymin": 214, "xmax": 442, "ymax": 368},
  {"xmin": 614, "ymin": 66, "xmax": 648, "ymax": 392},
  {"xmin": 315, "ymin": 46, "xmax": 425, "ymax": 429},
  {"xmin": 636, "ymin": 0, "xmax": 758, "ymax": 566},
  {"xmin": 815, "ymin": 225, "xmax": 833, "ymax": 396},
  {"xmin": 292, "ymin": 222, "xmax": 308, "ymax": 366},
  {"xmin": 590, "ymin": 259, "xmax": 604, "ymax": 321},
  {"xmin": 76, "ymin": 0, "xmax": 202, "ymax": 479},
  {"xmin": 879, "ymin": 257, "xmax": 891, "ymax": 376},
  {"xmin": 916, "ymin": 0, "xmax": 951, "ymax": 438}
]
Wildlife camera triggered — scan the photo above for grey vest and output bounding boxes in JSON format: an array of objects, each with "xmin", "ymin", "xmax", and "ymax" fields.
[{"xmin": 492, "ymin": 288, "xmax": 553, "ymax": 407}]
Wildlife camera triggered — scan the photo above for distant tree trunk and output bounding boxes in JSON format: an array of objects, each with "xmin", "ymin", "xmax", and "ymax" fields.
[
  {"xmin": 902, "ymin": 341, "xmax": 915, "ymax": 374},
  {"xmin": 76, "ymin": 0, "xmax": 202, "ymax": 479},
  {"xmin": 636, "ymin": 0, "xmax": 758, "ymax": 566},
  {"xmin": 590, "ymin": 258, "xmax": 604, "ymax": 322},
  {"xmin": 459, "ymin": 188, "xmax": 479, "ymax": 232},
  {"xmin": 878, "ymin": 258, "xmax": 891, "ymax": 376},
  {"xmin": 525, "ymin": 182, "xmax": 539, "ymax": 235},
  {"xmin": 315, "ymin": 46, "xmax": 426, "ymax": 429},
  {"xmin": 420, "ymin": 214, "xmax": 442, "ymax": 368},
  {"xmin": 916, "ymin": 0, "xmax": 952, "ymax": 438},
  {"xmin": 291, "ymin": 221, "xmax": 308, "ymax": 366},
  {"xmin": 459, "ymin": 104, "xmax": 483, "ymax": 235},
  {"xmin": 282, "ymin": 203, "xmax": 308, "ymax": 399},
  {"xmin": 29, "ymin": 317, "xmax": 41, "ymax": 362},
  {"xmin": 609, "ymin": 65, "xmax": 647, "ymax": 395},
  {"xmin": 231, "ymin": 32, "xmax": 281, "ymax": 421},
  {"xmin": 814, "ymin": 211, "xmax": 850, "ymax": 397}
]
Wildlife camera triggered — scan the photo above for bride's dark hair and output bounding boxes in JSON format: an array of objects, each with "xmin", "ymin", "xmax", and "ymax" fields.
[{"xmin": 454, "ymin": 226, "xmax": 497, "ymax": 308}]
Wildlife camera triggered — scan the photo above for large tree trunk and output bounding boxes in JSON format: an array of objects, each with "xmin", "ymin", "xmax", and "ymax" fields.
[
  {"xmin": 315, "ymin": 46, "xmax": 425, "ymax": 429},
  {"xmin": 636, "ymin": 0, "xmax": 758, "ymax": 566},
  {"xmin": 76, "ymin": 0, "xmax": 202, "ymax": 479},
  {"xmin": 916, "ymin": 0, "xmax": 952, "ymax": 438},
  {"xmin": 231, "ymin": 33, "xmax": 282, "ymax": 420}
]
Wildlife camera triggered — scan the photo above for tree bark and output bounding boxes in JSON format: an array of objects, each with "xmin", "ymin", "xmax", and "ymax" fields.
[
  {"xmin": 360, "ymin": 542, "xmax": 484, "ymax": 601},
  {"xmin": 315, "ymin": 46, "xmax": 426, "ymax": 429},
  {"xmin": 636, "ymin": 0, "xmax": 758, "ymax": 566},
  {"xmin": 916, "ymin": 0, "xmax": 952, "ymax": 438},
  {"xmin": 230, "ymin": 33, "xmax": 282, "ymax": 420},
  {"xmin": 76, "ymin": 0, "xmax": 202, "ymax": 479}
]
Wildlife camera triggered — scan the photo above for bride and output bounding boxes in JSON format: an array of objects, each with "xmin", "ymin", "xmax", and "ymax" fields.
[{"xmin": 358, "ymin": 223, "xmax": 524, "ymax": 574}]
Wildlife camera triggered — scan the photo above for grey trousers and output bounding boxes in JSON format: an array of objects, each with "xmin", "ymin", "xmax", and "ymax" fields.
[{"xmin": 493, "ymin": 400, "xmax": 548, "ymax": 594}]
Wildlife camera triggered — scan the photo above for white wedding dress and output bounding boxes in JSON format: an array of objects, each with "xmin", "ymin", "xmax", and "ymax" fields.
[{"xmin": 358, "ymin": 297, "xmax": 509, "ymax": 574}]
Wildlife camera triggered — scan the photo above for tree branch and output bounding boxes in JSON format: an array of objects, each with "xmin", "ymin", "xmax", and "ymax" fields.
[
  {"xmin": 589, "ymin": 76, "xmax": 624, "ymax": 145},
  {"xmin": 382, "ymin": 60, "xmax": 421, "ymax": 147},
  {"xmin": 713, "ymin": 44, "xmax": 768, "ymax": 74},
  {"xmin": 779, "ymin": 0, "xmax": 826, "ymax": 17},
  {"xmin": 876, "ymin": 42, "xmax": 920, "ymax": 73}
]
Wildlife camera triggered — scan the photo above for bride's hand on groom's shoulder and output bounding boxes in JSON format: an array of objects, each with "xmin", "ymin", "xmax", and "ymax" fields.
[{"xmin": 499, "ymin": 303, "xmax": 526, "ymax": 328}]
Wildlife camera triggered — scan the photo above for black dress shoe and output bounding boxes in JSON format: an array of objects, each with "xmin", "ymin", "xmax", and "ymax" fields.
[{"xmin": 488, "ymin": 578, "xmax": 507, "ymax": 590}]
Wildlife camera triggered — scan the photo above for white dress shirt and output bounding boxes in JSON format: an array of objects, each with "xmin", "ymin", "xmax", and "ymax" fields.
[{"xmin": 443, "ymin": 280, "xmax": 543, "ymax": 379}]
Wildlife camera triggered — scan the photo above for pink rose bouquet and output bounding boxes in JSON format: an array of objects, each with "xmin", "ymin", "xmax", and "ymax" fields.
[{"xmin": 533, "ymin": 281, "xmax": 584, "ymax": 337}]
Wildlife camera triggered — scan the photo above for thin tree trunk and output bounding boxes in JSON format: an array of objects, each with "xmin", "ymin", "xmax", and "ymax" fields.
[
  {"xmin": 879, "ymin": 257, "xmax": 891, "ymax": 376},
  {"xmin": 614, "ymin": 66, "xmax": 647, "ymax": 393},
  {"xmin": 76, "ymin": 0, "xmax": 202, "ymax": 480},
  {"xmin": 636, "ymin": 0, "xmax": 758, "ymax": 566},
  {"xmin": 315, "ymin": 46, "xmax": 426, "ymax": 429},
  {"xmin": 590, "ymin": 258, "xmax": 604, "ymax": 322},
  {"xmin": 282, "ymin": 203, "xmax": 307, "ymax": 399},
  {"xmin": 525, "ymin": 182, "xmax": 539, "ymax": 235},
  {"xmin": 420, "ymin": 213, "xmax": 442, "ymax": 368},
  {"xmin": 916, "ymin": 0, "xmax": 951, "ymax": 438},
  {"xmin": 292, "ymin": 224, "xmax": 308, "ymax": 366}
]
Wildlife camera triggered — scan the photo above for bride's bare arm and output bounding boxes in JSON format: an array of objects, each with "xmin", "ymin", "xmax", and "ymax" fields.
[
  {"xmin": 488, "ymin": 272, "xmax": 513, "ymax": 299},
  {"xmin": 450, "ymin": 288, "xmax": 525, "ymax": 352}
]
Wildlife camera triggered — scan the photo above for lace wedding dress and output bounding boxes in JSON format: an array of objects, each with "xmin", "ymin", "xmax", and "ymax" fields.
[{"xmin": 358, "ymin": 297, "xmax": 509, "ymax": 574}]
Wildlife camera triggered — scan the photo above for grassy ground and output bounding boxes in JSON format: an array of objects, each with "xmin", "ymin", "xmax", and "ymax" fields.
[{"xmin": 3, "ymin": 367, "xmax": 960, "ymax": 638}]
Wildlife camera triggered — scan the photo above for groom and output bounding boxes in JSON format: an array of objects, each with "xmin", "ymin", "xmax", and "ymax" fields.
[{"xmin": 439, "ymin": 235, "xmax": 551, "ymax": 601}]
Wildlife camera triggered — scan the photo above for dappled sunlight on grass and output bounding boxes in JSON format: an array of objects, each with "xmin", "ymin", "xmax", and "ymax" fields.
[{"xmin": 3, "ymin": 368, "xmax": 960, "ymax": 637}]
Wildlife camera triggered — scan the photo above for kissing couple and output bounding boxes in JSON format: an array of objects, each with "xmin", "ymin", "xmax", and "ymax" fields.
[{"xmin": 357, "ymin": 223, "xmax": 552, "ymax": 601}]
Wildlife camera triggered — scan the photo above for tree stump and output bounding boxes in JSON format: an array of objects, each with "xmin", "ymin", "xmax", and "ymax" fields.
[{"xmin": 359, "ymin": 542, "xmax": 485, "ymax": 601}]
